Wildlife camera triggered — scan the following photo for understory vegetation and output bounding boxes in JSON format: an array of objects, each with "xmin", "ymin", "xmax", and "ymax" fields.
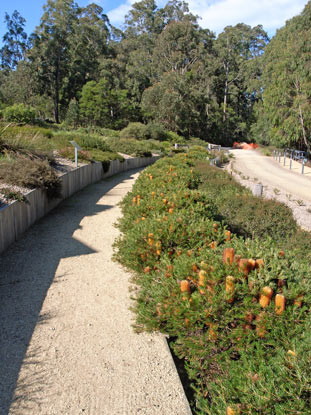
[
  {"xmin": 0, "ymin": 121, "xmax": 174, "ymax": 200},
  {"xmin": 115, "ymin": 149, "xmax": 311, "ymax": 414}
]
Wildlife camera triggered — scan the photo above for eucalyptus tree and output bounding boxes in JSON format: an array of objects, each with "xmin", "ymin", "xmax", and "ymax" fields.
[
  {"xmin": 79, "ymin": 78, "xmax": 131, "ymax": 128},
  {"xmin": 142, "ymin": 21, "xmax": 215, "ymax": 137},
  {"xmin": 107, "ymin": 0, "xmax": 200, "ymax": 121},
  {"xmin": 0, "ymin": 10, "xmax": 28, "ymax": 70},
  {"xmin": 214, "ymin": 23, "xmax": 269, "ymax": 142},
  {"xmin": 261, "ymin": 2, "xmax": 311, "ymax": 150},
  {"xmin": 158, "ymin": 0, "xmax": 197, "ymax": 27},
  {"xmin": 28, "ymin": 0, "xmax": 111, "ymax": 123}
]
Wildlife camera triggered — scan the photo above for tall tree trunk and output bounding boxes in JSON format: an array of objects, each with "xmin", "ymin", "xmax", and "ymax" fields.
[
  {"xmin": 54, "ymin": 57, "xmax": 60, "ymax": 124},
  {"xmin": 298, "ymin": 104, "xmax": 310, "ymax": 152},
  {"xmin": 223, "ymin": 63, "xmax": 229, "ymax": 122},
  {"xmin": 295, "ymin": 76, "xmax": 310, "ymax": 151},
  {"xmin": 223, "ymin": 78, "xmax": 228, "ymax": 122}
]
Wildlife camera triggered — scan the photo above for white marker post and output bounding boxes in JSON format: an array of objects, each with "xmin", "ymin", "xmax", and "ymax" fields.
[
  {"xmin": 302, "ymin": 159, "xmax": 306, "ymax": 175},
  {"xmin": 70, "ymin": 140, "xmax": 82, "ymax": 168}
]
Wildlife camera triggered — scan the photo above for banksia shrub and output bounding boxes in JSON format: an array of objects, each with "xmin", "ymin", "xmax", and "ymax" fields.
[{"xmin": 114, "ymin": 151, "xmax": 311, "ymax": 414}]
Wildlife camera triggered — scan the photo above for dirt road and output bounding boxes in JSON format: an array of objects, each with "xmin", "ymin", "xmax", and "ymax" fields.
[
  {"xmin": 229, "ymin": 149, "xmax": 311, "ymax": 230},
  {"xmin": 230, "ymin": 149, "xmax": 311, "ymax": 202},
  {"xmin": 0, "ymin": 170, "xmax": 191, "ymax": 415}
]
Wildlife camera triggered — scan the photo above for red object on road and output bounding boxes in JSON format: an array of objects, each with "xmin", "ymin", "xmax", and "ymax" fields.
[{"xmin": 233, "ymin": 142, "xmax": 259, "ymax": 150}]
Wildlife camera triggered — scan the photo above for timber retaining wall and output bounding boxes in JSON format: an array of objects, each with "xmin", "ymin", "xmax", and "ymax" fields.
[{"xmin": 0, "ymin": 156, "xmax": 159, "ymax": 255}]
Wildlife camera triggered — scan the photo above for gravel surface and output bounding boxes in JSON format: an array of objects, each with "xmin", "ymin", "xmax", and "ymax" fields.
[
  {"xmin": 227, "ymin": 149, "xmax": 311, "ymax": 231},
  {"xmin": 0, "ymin": 169, "xmax": 191, "ymax": 415}
]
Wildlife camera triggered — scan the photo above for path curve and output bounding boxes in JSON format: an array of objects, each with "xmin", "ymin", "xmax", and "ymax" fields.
[
  {"xmin": 0, "ymin": 170, "xmax": 191, "ymax": 415},
  {"xmin": 229, "ymin": 149, "xmax": 311, "ymax": 230},
  {"xmin": 230, "ymin": 149, "xmax": 311, "ymax": 202}
]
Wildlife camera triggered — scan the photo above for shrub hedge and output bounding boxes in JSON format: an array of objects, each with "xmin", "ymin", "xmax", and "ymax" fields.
[
  {"xmin": 3, "ymin": 103, "xmax": 37, "ymax": 124},
  {"xmin": 195, "ymin": 160, "xmax": 311, "ymax": 261},
  {"xmin": 115, "ymin": 150, "xmax": 311, "ymax": 414}
]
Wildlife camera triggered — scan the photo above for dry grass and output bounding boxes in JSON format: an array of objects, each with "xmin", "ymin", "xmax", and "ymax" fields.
[{"xmin": 0, "ymin": 156, "xmax": 61, "ymax": 199}]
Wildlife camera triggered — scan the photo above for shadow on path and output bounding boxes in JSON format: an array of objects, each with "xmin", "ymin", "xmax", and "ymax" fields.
[{"xmin": 0, "ymin": 169, "xmax": 140, "ymax": 414}]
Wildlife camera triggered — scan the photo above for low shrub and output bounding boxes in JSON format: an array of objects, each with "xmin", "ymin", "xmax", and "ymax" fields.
[
  {"xmin": 106, "ymin": 137, "xmax": 158, "ymax": 157},
  {"xmin": 195, "ymin": 161, "xmax": 300, "ymax": 243},
  {"xmin": 0, "ymin": 156, "xmax": 61, "ymax": 199},
  {"xmin": 88, "ymin": 149, "xmax": 124, "ymax": 172},
  {"xmin": 145, "ymin": 122, "xmax": 168, "ymax": 141},
  {"xmin": 76, "ymin": 135, "xmax": 111, "ymax": 152},
  {"xmin": 0, "ymin": 187, "xmax": 29, "ymax": 203},
  {"xmin": 3, "ymin": 104, "xmax": 37, "ymax": 124},
  {"xmin": 189, "ymin": 137, "xmax": 208, "ymax": 147},
  {"xmin": 58, "ymin": 146, "xmax": 124, "ymax": 172},
  {"xmin": 73, "ymin": 126, "xmax": 120, "ymax": 138},
  {"xmin": 166, "ymin": 130, "xmax": 185, "ymax": 144},
  {"xmin": 120, "ymin": 122, "xmax": 148, "ymax": 140},
  {"xmin": 115, "ymin": 149, "xmax": 311, "ymax": 414},
  {"xmin": 58, "ymin": 147, "xmax": 91, "ymax": 163},
  {"xmin": 100, "ymin": 128, "xmax": 120, "ymax": 138}
]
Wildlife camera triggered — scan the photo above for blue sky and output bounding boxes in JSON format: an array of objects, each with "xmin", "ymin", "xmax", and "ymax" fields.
[{"xmin": 0, "ymin": 0, "xmax": 308, "ymax": 46}]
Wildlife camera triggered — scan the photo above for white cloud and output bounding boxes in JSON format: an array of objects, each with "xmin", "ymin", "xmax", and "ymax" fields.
[
  {"xmin": 107, "ymin": 0, "xmax": 167, "ymax": 26},
  {"xmin": 107, "ymin": 0, "xmax": 308, "ymax": 35},
  {"xmin": 188, "ymin": 0, "xmax": 307, "ymax": 34},
  {"xmin": 107, "ymin": 1, "xmax": 134, "ymax": 26}
]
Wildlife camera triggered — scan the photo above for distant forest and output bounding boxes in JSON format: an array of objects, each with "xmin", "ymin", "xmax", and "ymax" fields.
[{"xmin": 0, "ymin": 0, "xmax": 311, "ymax": 149}]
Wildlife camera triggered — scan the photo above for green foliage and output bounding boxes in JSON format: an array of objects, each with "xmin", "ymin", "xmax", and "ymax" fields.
[
  {"xmin": 80, "ymin": 79, "xmax": 131, "ymax": 129},
  {"xmin": 189, "ymin": 137, "xmax": 208, "ymax": 147},
  {"xmin": 89, "ymin": 149, "xmax": 124, "ymax": 163},
  {"xmin": 64, "ymin": 98, "xmax": 80, "ymax": 128},
  {"xmin": 196, "ymin": 160, "xmax": 298, "ymax": 241},
  {"xmin": 258, "ymin": 3, "xmax": 311, "ymax": 150},
  {"xmin": 145, "ymin": 122, "xmax": 168, "ymax": 141},
  {"xmin": 166, "ymin": 130, "xmax": 185, "ymax": 144},
  {"xmin": 71, "ymin": 126, "xmax": 121, "ymax": 138},
  {"xmin": 120, "ymin": 122, "xmax": 148, "ymax": 140},
  {"xmin": 106, "ymin": 137, "xmax": 157, "ymax": 157},
  {"xmin": 3, "ymin": 103, "xmax": 36, "ymax": 124},
  {"xmin": 119, "ymin": 121, "xmax": 170, "ymax": 141},
  {"xmin": 28, "ymin": 0, "xmax": 111, "ymax": 122},
  {"xmin": 0, "ymin": 10, "xmax": 28, "ymax": 70},
  {"xmin": 100, "ymin": 128, "xmax": 120, "ymax": 138},
  {"xmin": 57, "ymin": 145, "xmax": 123, "ymax": 169},
  {"xmin": 115, "ymin": 150, "xmax": 311, "ymax": 414},
  {"xmin": 0, "ymin": 0, "xmax": 272, "ymax": 143},
  {"xmin": 215, "ymin": 24, "xmax": 269, "ymax": 136},
  {"xmin": 76, "ymin": 135, "xmax": 111, "ymax": 152},
  {"xmin": 88, "ymin": 149, "xmax": 124, "ymax": 172}
]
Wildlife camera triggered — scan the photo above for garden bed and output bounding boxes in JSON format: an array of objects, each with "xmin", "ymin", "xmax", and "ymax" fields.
[{"xmin": 115, "ymin": 149, "xmax": 311, "ymax": 414}]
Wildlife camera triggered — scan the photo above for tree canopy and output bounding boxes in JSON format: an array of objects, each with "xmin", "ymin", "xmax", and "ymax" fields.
[
  {"xmin": 1, "ymin": 0, "xmax": 310, "ymax": 149},
  {"xmin": 257, "ymin": 2, "xmax": 311, "ymax": 150}
]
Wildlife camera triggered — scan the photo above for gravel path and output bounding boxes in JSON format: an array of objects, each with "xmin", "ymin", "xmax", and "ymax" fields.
[
  {"xmin": 228, "ymin": 149, "xmax": 311, "ymax": 231},
  {"xmin": 0, "ymin": 170, "xmax": 191, "ymax": 415}
]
